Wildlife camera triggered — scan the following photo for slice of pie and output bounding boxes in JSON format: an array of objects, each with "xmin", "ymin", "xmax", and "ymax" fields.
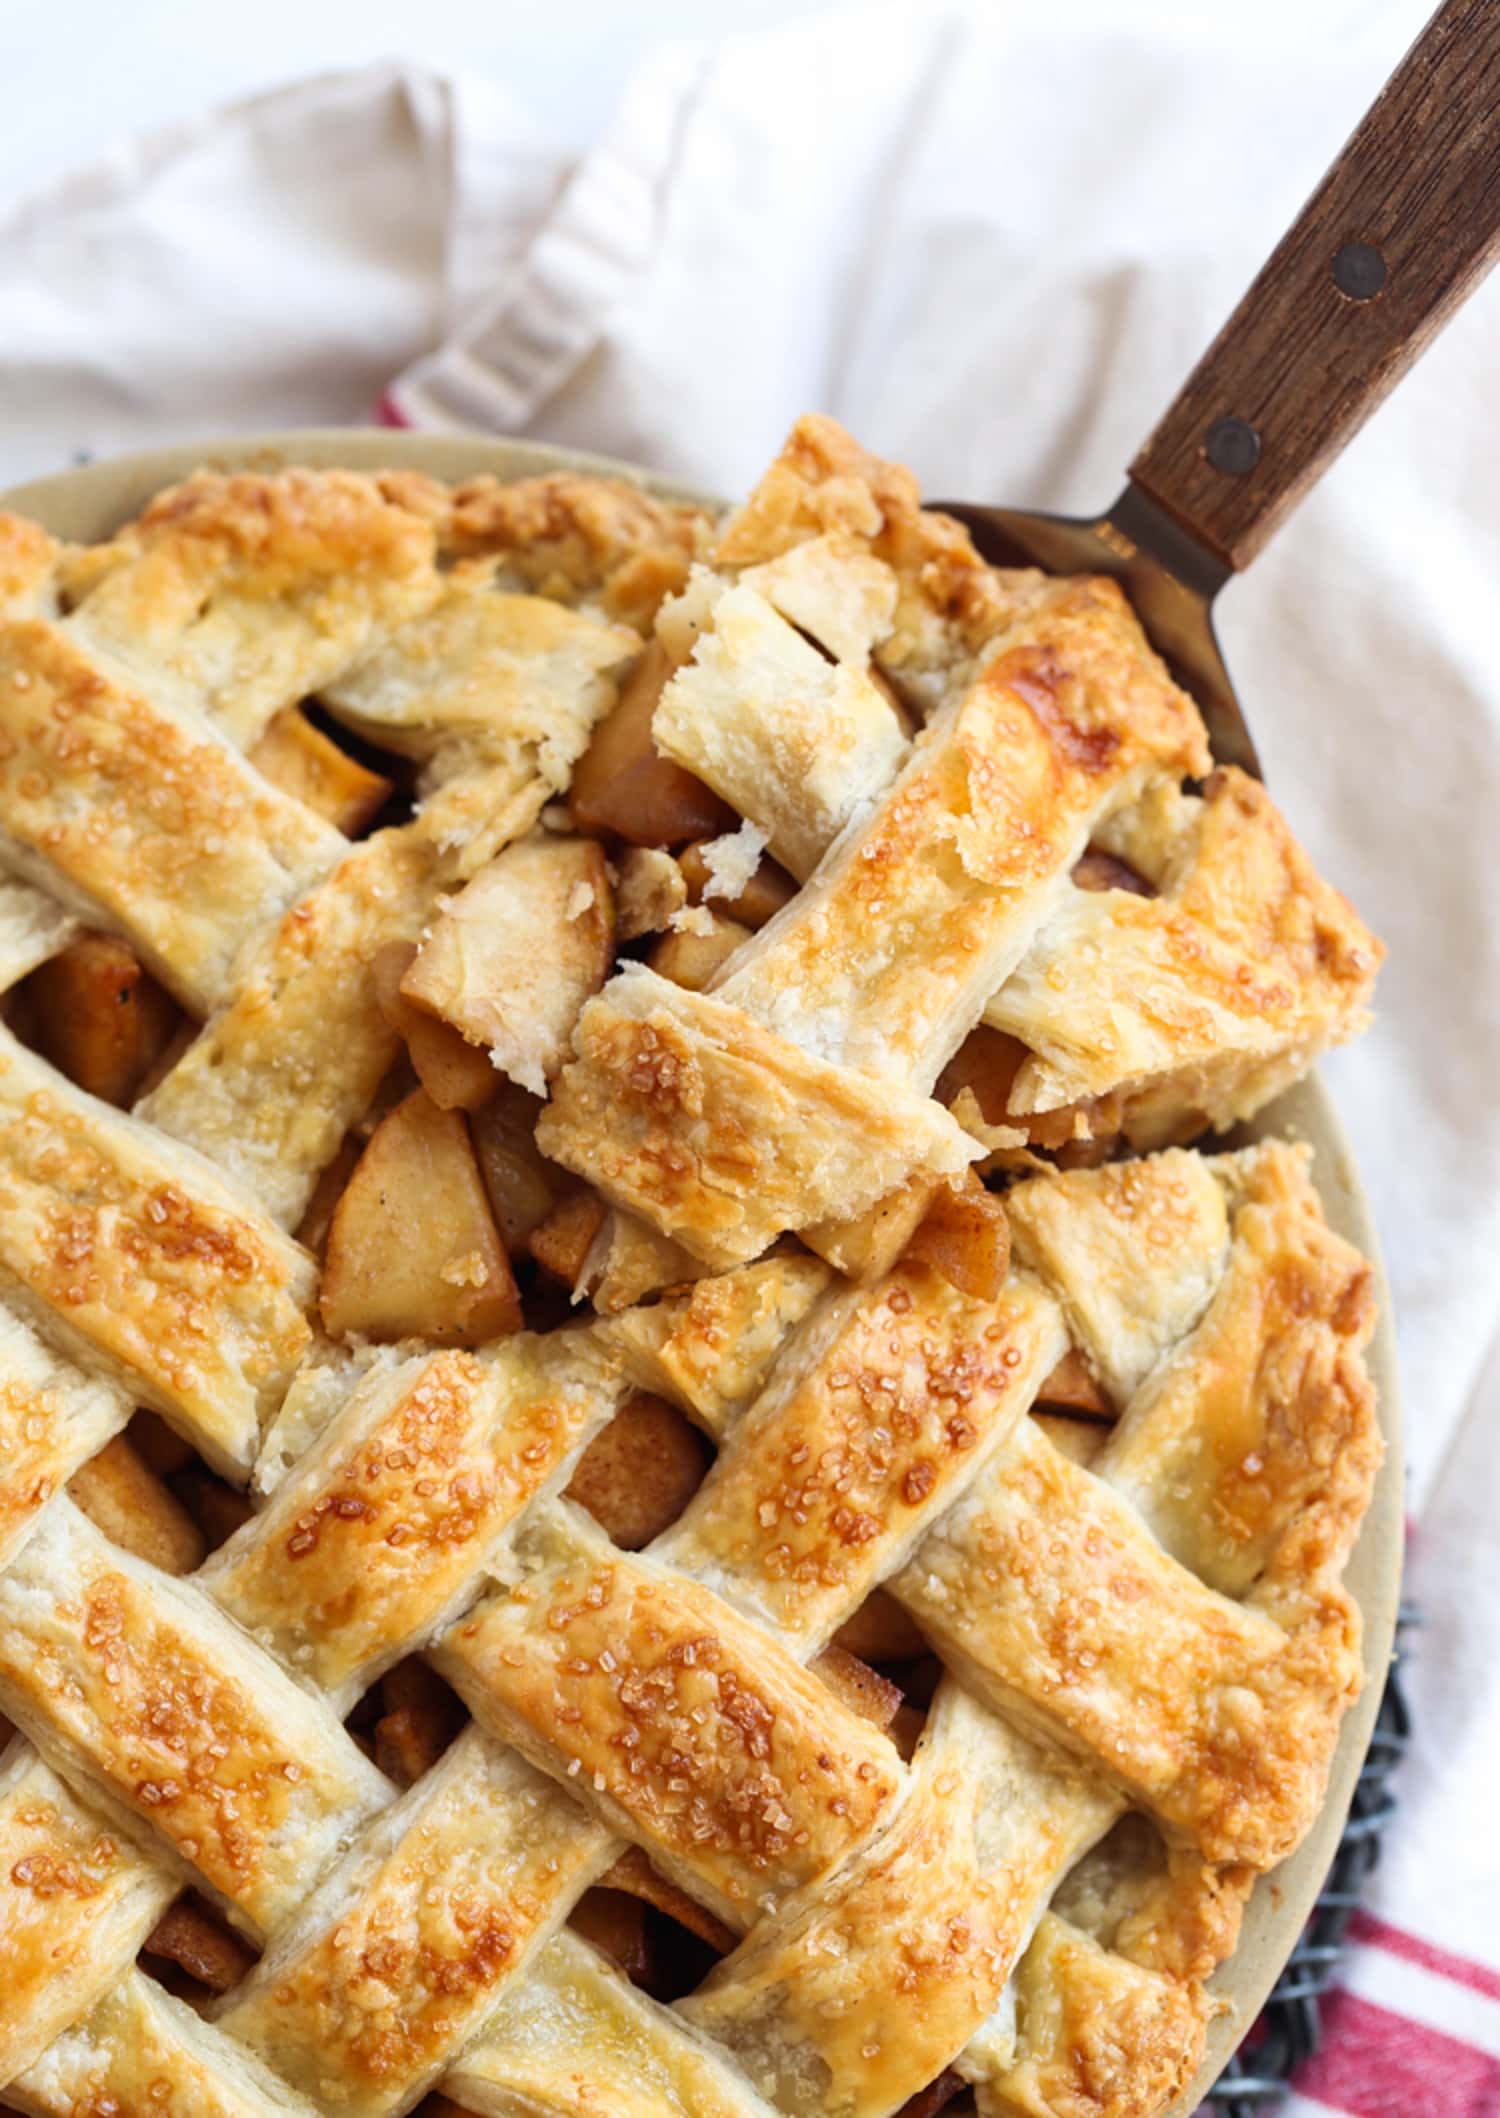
[{"xmin": 0, "ymin": 421, "xmax": 1382, "ymax": 2118}]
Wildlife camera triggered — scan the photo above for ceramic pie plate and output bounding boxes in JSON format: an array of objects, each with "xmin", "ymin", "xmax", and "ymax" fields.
[{"xmin": 1, "ymin": 430, "xmax": 1404, "ymax": 2118}]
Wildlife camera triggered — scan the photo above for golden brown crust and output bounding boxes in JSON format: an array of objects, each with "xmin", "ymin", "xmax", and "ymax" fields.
[
  {"xmin": 893, "ymin": 1412, "xmax": 1363, "ymax": 1868},
  {"xmin": 713, "ymin": 414, "xmax": 1041, "ymax": 713},
  {"xmin": 206, "ymin": 1335, "xmax": 622, "ymax": 1705},
  {"xmin": 321, "ymin": 581, "xmax": 639, "ymax": 879},
  {"xmin": 683, "ymin": 1685, "xmax": 1119, "ymax": 2118},
  {"xmin": 439, "ymin": 471, "xmax": 712, "ymax": 633},
  {"xmin": 65, "ymin": 468, "xmax": 442, "ymax": 749},
  {"xmin": 975, "ymin": 1913, "xmax": 1207, "ymax": 2118},
  {"xmin": 0, "ymin": 620, "xmax": 342, "ymax": 1014},
  {"xmin": 0, "ymin": 513, "xmax": 61, "ymax": 620},
  {"xmin": 449, "ymin": 1928, "xmax": 778, "ymax": 2118},
  {"xmin": 0, "ymin": 1747, "xmax": 173, "ymax": 2083},
  {"xmin": 652, "ymin": 578, "xmax": 908, "ymax": 880},
  {"xmin": 1006, "ymin": 1148, "xmax": 1231, "ymax": 1404},
  {"xmin": 9, "ymin": 1969, "xmax": 326, "ymax": 2117},
  {"xmin": 138, "ymin": 829, "xmax": 437, "ymax": 1229},
  {"xmin": 1046, "ymin": 1812, "xmax": 1255, "ymax": 1986},
  {"xmin": 660, "ymin": 1264, "xmax": 1064, "ymax": 1648},
  {"xmin": 220, "ymin": 1731, "xmax": 611, "ymax": 2115},
  {"xmin": 404, "ymin": 833, "xmax": 613, "ymax": 1095},
  {"xmin": 713, "ymin": 578, "xmax": 1208, "ymax": 1090},
  {"xmin": 992, "ymin": 769, "xmax": 1383, "ymax": 1143},
  {"xmin": 607, "ymin": 1253, "xmax": 833, "ymax": 1434},
  {"xmin": 538, "ymin": 968, "xmax": 977, "ymax": 1268},
  {"xmin": 0, "ymin": 1304, "xmax": 129, "ymax": 1570},
  {"xmin": 435, "ymin": 1504, "xmax": 903, "ymax": 1931},
  {"xmin": 0, "ymin": 1500, "xmax": 389, "ymax": 1937},
  {"xmin": 1103, "ymin": 1143, "xmax": 1382, "ymax": 1596},
  {"xmin": 0, "ymin": 1024, "xmax": 315, "ymax": 1477}
]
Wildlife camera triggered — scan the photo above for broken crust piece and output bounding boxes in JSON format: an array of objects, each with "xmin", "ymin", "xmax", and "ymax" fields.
[
  {"xmin": 988, "ymin": 769, "xmax": 1383, "ymax": 1148},
  {"xmin": 403, "ymin": 834, "xmax": 614, "ymax": 1097},
  {"xmin": 712, "ymin": 412, "xmax": 1049, "ymax": 715},
  {"xmin": 321, "ymin": 579, "xmax": 640, "ymax": 878},
  {"xmin": 614, "ymin": 846, "xmax": 689, "ymax": 939},
  {"xmin": 537, "ymin": 965, "xmax": 978, "ymax": 1270},
  {"xmin": 712, "ymin": 578, "xmax": 1210, "ymax": 1091},
  {"xmin": 653, "ymin": 580, "xmax": 909, "ymax": 881},
  {"xmin": 607, "ymin": 1252, "xmax": 834, "ymax": 1436}
]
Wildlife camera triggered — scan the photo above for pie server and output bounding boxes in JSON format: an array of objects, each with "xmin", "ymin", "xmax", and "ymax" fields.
[{"xmin": 940, "ymin": 0, "xmax": 1500, "ymax": 774}]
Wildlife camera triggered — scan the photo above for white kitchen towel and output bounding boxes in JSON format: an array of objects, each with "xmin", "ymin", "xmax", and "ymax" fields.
[{"xmin": 0, "ymin": 8, "xmax": 1496, "ymax": 2103}]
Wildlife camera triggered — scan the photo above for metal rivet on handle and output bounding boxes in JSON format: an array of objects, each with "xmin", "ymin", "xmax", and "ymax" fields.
[
  {"xmin": 1333, "ymin": 240, "xmax": 1388, "ymax": 301},
  {"xmin": 1204, "ymin": 416, "xmax": 1262, "ymax": 477}
]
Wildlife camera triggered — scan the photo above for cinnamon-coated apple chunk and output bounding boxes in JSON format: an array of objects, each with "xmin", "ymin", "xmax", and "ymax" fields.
[
  {"xmin": 568, "ymin": 639, "xmax": 736, "ymax": 845},
  {"xmin": 646, "ymin": 912, "xmax": 753, "ymax": 992},
  {"xmin": 902, "ymin": 1172, "xmax": 1011, "ymax": 1302},
  {"xmin": 143, "ymin": 1896, "xmax": 258, "ymax": 1997},
  {"xmin": 935, "ymin": 1022, "xmax": 1030, "ymax": 1128},
  {"xmin": 66, "ymin": 1433, "xmax": 206, "ymax": 1575},
  {"xmin": 371, "ymin": 940, "xmax": 497, "ymax": 1112},
  {"xmin": 22, "ymin": 932, "xmax": 181, "ymax": 1106},
  {"xmin": 527, "ymin": 1189, "xmax": 608, "ymax": 1289},
  {"xmin": 470, "ymin": 1080, "xmax": 566, "ymax": 1251},
  {"xmin": 402, "ymin": 834, "xmax": 614, "ymax": 1096},
  {"xmin": 248, "ymin": 704, "xmax": 393, "ymax": 834},
  {"xmin": 1035, "ymin": 1346, "xmax": 1116, "ymax": 1418},
  {"xmin": 565, "ymin": 1390, "xmax": 712, "ymax": 1547},
  {"xmin": 810, "ymin": 1644, "xmax": 904, "ymax": 1733},
  {"xmin": 801, "ymin": 1173, "xmax": 937, "ymax": 1282},
  {"xmin": 321, "ymin": 1087, "xmax": 522, "ymax": 1343}
]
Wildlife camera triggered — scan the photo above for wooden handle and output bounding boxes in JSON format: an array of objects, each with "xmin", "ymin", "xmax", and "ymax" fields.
[{"xmin": 1130, "ymin": 0, "xmax": 1500, "ymax": 572}]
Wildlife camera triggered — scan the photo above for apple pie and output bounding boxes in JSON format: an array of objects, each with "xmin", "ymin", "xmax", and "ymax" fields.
[{"xmin": 0, "ymin": 418, "xmax": 1382, "ymax": 2118}]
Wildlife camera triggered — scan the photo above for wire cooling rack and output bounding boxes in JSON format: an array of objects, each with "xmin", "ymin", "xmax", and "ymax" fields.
[{"xmin": 1203, "ymin": 1604, "xmax": 1416, "ymax": 2114}]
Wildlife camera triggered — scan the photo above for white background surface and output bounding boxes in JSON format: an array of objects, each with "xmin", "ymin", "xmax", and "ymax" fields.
[{"xmin": 0, "ymin": 0, "xmax": 1434, "ymax": 212}]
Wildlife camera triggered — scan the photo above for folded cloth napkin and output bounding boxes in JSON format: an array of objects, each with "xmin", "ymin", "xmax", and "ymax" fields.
[{"xmin": 1, "ymin": 10, "xmax": 1497, "ymax": 2108}]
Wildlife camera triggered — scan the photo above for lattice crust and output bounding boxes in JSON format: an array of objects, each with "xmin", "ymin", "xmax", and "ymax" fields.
[
  {"xmin": 0, "ymin": 1023, "xmax": 315, "ymax": 1476},
  {"xmin": 0, "ymin": 1137, "xmax": 1378, "ymax": 2118},
  {"xmin": 0, "ymin": 619, "xmax": 344, "ymax": 1013},
  {"xmin": 445, "ymin": 1929, "xmax": 779, "ymax": 2118},
  {"xmin": 681, "ymin": 1684, "xmax": 1126, "ymax": 2118},
  {"xmin": 0, "ymin": 876, "xmax": 77, "ymax": 991},
  {"xmin": 8, "ymin": 1972, "xmax": 325, "ymax": 2118},
  {"xmin": 0, "ymin": 513, "xmax": 63, "ymax": 620},
  {"xmin": 711, "ymin": 414, "xmax": 1046, "ymax": 715},
  {"xmin": 537, "ymin": 965, "xmax": 979, "ymax": 1269},
  {"xmin": 540, "ymin": 594, "xmax": 1208, "ymax": 1267},
  {"xmin": 0, "ymin": 1301, "xmax": 128, "ymax": 1568},
  {"xmin": 607, "ymin": 1252, "xmax": 835, "ymax": 1435},
  {"xmin": 0, "ymin": 1499, "xmax": 393, "ymax": 1938},
  {"xmin": 652, "ymin": 574, "xmax": 909, "ymax": 880},
  {"xmin": 60, "ymin": 467, "xmax": 443, "ymax": 749},
  {"xmin": 414, "ymin": 468, "xmax": 714, "ymax": 633},
  {"xmin": 653, "ymin": 570, "xmax": 1376, "ymax": 1167},
  {"xmin": 320, "ymin": 580, "xmax": 639, "ymax": 877},
  {"xmin": 434, "ymin": 1500, "xmax": 908, "ymax": 1934},
  {"xmin": 989, "ymin": 770, "xmax": 1381, "ymax": 1145},
  {"xmin": 202, "ymin": 1332, "xmax": 627, "ymax": 1708},
  {"xmin": 655, "ymin": 1262, "xmax": 1065, "ymax": 1650},
  {"xmin": 136, "ymin": 830, "xmax": 438, "ymax": 1228},
  {"xmin": 216, "ymin": 1729, "xmax": 615, "ymax": 2117},
  {"xmin": 0, "ymin": 428, "xmax": 1383, "ymax": 2118},
  {"xmin": 0, "ymin": 1742, "xmax": 175, "ymax": 2083}
]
